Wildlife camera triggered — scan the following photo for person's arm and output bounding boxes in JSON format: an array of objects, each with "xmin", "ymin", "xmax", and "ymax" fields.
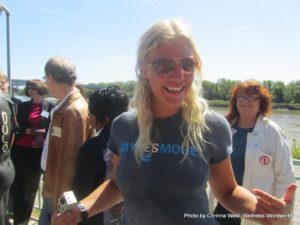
[
  {"xmin": 72, "ymin": 140, "xmax": 105, "ymax": 199},
  {"xmin": 15, "ymin": 102, "xmax": 29, "ymax": 136},
  {"xmin": 81, "ymin": 154, "xmax": 122, "ymax": 216},
  {"xmin": 209, "ymin": 156, "xmax": 296, "ymax": 224},
  {"xmin": 271, "ymin": 126, "xmax": 296, "ymax": 197},
  {"xmin": 52, "ymin": 108, "xmax": 92, "ymax": 202},
  {"xmin": 209, "ymin": 157, "xmax": 258, "ymax": 214},
  {"xmin": 51, "ymin": 155, "xmax": 122, "ymax": 225}
]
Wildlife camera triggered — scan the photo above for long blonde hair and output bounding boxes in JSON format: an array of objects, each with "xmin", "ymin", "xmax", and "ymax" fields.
[{"xmin": 132, "ymin": 18, "xmax": 208, "ymax": 163}]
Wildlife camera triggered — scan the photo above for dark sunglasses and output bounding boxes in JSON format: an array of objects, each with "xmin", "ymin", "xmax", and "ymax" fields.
[{"xmin": 147, "ymin": 57, "xmax": 197, "ymax": 75}]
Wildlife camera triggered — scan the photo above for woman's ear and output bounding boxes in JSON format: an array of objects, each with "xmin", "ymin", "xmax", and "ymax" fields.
[
  {"xmin": 98, "ymin": 116, "xmax": 111, "ymax": 129},
  {"xmin": 94, "ymin": 119, "xmax": 102, "ymax": 131}
]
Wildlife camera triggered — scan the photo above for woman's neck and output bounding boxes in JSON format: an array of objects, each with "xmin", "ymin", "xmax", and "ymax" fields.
[
  {"xmin": 32, "ymin": 96, "xmax": 43, "ymax": 104},
  {"xmin": 238, "ymin": 115, "xmax": 257, "ymax": 128},
  {"xmin": 151, "ymin": 102, "xmax": 180, "ymax": 118}
]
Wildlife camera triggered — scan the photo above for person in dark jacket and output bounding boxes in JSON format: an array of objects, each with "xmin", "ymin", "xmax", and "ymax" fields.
[
  {"xmin": 72, "ymin": 86, "xmax": 128, "ymax": 225},
  {"xmin": 0, "ymin": 82, "xmax": 15, "ymax": 225},
  {"xmin": 10, "ymin": 79, "xmax": 56, "ymax": 225}
]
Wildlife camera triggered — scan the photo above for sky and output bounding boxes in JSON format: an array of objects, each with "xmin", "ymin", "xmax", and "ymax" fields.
[{"xmin": 0, "ymin": 0, "xmax": 299, "ymax": 85}]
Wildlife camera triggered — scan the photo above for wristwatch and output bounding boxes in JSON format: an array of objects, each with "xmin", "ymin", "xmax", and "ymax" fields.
[{"xmin": 77, "ymin": 203, "xmax": 88, "ymax": 222}]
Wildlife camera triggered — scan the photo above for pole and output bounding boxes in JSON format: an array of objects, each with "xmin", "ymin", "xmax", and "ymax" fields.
[
  {"xmin": 6, "ymin": 12, "xmax": 11, "ymax": 95},
  {"xmin": 0, "ymin": 3, "xmax": 11, "ymax": 95}
]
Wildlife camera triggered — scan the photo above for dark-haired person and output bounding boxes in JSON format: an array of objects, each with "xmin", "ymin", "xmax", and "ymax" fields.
[
  {"xmin": 0, "ymin": 73, "xmax": 15, "ymax": 225},
  {"xmin": 72, "ymin": 86, "xmax": 128, "ymax": 225},
  {"xmin": 214, "ymin": 80, "xmax": 295, "ymax": 225},
  {"xmin": 39, "ymin": 57, "xmax": 93, "ymax": 225},
  {"xmin": 10, "ymin": 79, "xmax": 56, "ymax": 225}
]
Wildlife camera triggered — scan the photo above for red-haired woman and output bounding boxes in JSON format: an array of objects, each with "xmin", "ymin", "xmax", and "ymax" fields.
[
  {"xmin": 214, "ymin": 80, "xmax": 295, "ymax": 225},
  {"xmin": 10, "ymin": 79, "xmax": 56, "ymax": 225}
]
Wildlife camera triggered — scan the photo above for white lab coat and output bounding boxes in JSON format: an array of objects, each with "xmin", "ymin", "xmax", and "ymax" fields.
[{"xmin": 209, "ymin": 115, "xmax": 295, "ymax": 225}]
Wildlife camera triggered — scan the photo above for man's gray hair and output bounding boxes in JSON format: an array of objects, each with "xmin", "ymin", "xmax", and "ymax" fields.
[{"xmin": 44, "ymin": 56, "xmax": 77, "ymax": 85}]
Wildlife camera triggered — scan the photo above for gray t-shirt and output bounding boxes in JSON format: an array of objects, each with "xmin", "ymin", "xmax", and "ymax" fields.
[{"xmin": 108, "ymin": 110, "xmax": 232, "ymax": 225}]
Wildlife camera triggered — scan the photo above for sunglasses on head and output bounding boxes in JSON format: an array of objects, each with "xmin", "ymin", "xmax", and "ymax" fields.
[{"xmin": 147, "ymin": 57, "xmax": 197, "ymax": 75}]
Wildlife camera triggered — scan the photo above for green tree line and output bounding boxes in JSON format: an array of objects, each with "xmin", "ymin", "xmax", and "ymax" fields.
[
  {"xmin": 86, "ymin": 78, "xmax": 300, "ymax": 105},
  {"xmin": 202, "ymin": 79, "xmax": 300, "ymax": 103}
]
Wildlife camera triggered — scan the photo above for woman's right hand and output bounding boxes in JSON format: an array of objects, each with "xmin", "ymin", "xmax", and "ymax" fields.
[
  {"xmin": 51, "ymin": 208, "xmax": 80, "ymax": 225},
  {"xmin": 32, "ymin": 134, "xmax": 45, "ymax": 148}
]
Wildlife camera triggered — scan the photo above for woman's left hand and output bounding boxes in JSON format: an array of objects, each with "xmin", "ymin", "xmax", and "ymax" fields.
[{"xmin": 252, "ymin": 183, "xmax": 297, "ymax": 225}]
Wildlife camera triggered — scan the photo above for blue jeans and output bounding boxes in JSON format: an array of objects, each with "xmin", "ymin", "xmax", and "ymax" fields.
[{"xmin": 38, "ymin": 197, "xmax": 53, "ymax": 225}]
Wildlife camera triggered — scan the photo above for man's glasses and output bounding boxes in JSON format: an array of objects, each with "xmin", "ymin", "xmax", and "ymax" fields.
[
  {"xmin": 147, "ymin": 57, "xmax": 197, "ymax": 75},
  {"xmin": 236, "ymin": 95, "xmax": 261, "ymax": 102}
]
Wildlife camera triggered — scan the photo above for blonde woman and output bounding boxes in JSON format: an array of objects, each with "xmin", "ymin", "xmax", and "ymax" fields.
[{"xmin": 52, "ymin": 19, "xmax": 296, "ymax": 225}]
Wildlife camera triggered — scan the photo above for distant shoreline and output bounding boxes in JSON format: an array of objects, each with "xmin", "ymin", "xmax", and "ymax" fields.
[{"xmin": 208, "ymin": 100, "xmax": 300, "ymax": 111}]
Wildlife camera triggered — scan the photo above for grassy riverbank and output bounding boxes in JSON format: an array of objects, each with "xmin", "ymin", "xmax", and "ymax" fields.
[{"xmin": 291, "ymin": 137, "xmax": 300, "ymax": 159}]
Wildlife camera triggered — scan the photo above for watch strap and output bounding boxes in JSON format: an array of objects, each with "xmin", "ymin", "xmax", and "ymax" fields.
[{"xmin": 77, "ymin": 203, "xmax": 88, "ymax": 222}]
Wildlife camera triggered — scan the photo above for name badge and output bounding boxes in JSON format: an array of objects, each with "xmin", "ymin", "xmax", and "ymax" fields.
[
  {"xmin": 51, "ymin": 126, "xmax": 62, "ymax": 138},
  {"xmin": 41, "ymin": 111, "xmax": 50, "ymax": 118}
]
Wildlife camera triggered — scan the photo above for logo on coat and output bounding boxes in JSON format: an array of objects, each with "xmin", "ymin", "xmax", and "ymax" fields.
[{"xmin": 259, "ymin": 155, "xmax": 270, "ymax": 165}]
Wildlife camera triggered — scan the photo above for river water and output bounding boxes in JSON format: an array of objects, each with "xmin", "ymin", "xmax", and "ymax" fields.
[{"xmin": 212, "ymin": 107, "xmax": 300, "ymax": 140}]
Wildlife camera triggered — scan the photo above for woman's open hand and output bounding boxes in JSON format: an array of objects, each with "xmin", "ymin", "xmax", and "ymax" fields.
[{"xmin": 252, "ymin": 183, "xmax": 297, "ymax": 225}]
